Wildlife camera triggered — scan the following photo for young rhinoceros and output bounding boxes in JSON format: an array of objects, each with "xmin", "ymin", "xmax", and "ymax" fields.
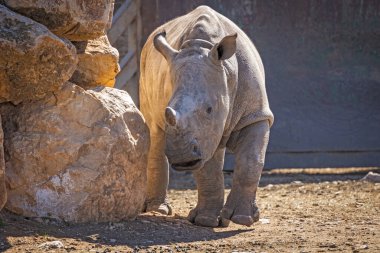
[{"xmin": 139, "ymin": 5, "xmax": 274, "ymax": 227}]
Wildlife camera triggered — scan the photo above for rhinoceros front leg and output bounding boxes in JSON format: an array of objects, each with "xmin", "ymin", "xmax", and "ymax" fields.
[
  {"xmin": 145, "ymin": 125, "xmax": 172, "ymax": 215},
  {"xmin": 188, "ymin": 148, "xmax": 225, "ymax": 227},
  {"xmin": 221, "ymin": 120, "xmax": 270, "ymax": 226}
]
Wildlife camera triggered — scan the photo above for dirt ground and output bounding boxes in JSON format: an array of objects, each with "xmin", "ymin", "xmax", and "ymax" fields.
[{"xmin": 0, "ymin": 167, "xmax": 379, "ymax": 253}]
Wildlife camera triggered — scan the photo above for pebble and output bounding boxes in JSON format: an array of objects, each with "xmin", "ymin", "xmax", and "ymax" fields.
[
  {"xmin": 319, "ymin": 242, "xmax": 337, "ymax": 248},
  {"xmin": 110, "ymin": 239, "xmax": 116, "ymax": 243},
  {"xmin": 259, "ymin": 218, "xmax": 270, "ymax": 224},
  {"xmin": 38, "ymin": 240, "xmax": 64, "ymax": 249}
]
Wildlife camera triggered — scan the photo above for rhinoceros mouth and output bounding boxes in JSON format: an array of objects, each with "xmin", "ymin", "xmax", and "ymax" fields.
[{"xmin": 172, "ymin": 159, "xmax": 202, "ymax": 170}]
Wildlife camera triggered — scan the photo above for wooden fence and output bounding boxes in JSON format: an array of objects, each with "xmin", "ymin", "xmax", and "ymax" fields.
[{"xmin": 108, "ymin": 0, "xmax": 142, "ymax": 106}]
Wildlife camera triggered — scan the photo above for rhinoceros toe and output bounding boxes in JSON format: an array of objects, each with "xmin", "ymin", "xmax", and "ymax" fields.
[
  {"xmin": 221, "ymin": 200, "xmax": 260, "ymax": 227},
  {"xmin": 188, "ymin": 208, "xmax": 220, "ymax": 227}
]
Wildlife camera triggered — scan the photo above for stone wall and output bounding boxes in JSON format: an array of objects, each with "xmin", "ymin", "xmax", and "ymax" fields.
[{"xmin": 0, "ymin": 1, "xmax": 149, "ymax": 222}]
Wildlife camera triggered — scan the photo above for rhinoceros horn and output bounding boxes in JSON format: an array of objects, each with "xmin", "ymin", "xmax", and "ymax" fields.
[
  {"xmin": 153, "ymin": 31, "xmax": 179, "ymax": 62},
  {"xmin": 165, "ymin": 107, "xmax": 178, "ymax": 127}
]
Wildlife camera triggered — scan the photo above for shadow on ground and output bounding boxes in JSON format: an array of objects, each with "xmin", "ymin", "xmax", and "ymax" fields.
[{"xmin": 0, "ymin": 209, "xmax": 253, "ymax": 251}]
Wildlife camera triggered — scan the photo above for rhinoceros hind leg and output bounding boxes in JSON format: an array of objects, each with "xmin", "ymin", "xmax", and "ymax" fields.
[
  {"xmin": 188, "ymin": 148, "xmax": 225, "ymax": 227},
  {"xmin": 221, "ymin": 120, "xmax": 269, "ymax": 226}
]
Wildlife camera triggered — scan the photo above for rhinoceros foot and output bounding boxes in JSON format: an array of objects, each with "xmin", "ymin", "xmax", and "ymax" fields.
[
  {"xmin": 187, "ymin": 207, "xmax": 221, "ymax": 227},
  {"xmin": 220, "ymin": 192, "xmax": 260, "ymax": 227}
]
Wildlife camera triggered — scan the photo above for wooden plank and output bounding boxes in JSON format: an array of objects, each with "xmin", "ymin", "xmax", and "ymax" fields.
[
  {"xmin": 119, "ymin": 51, "xmax": 135, "ymax": 70},
  {"xmin": 126, "ymin": 73, "xmax": 139, "ymax": 106},
  {"xmin": 115, "ymin": 55, "xmax": 138, "ymax": 88},
  {"xmin": 128, "ymin": 18, "xmax": 137, "ymax": 53},
  {"xmin": 134, "ymin": 0, "xmax": 142, "ymax": 106},
  {"xmin": 111, "ymin": 0, "xmax": 142, "ymax": 107},
  {"xmin": 135, "ymin": 0, "xmax": 142, "ymax": 65},
  {"xmin": 108, "ymin": 1, "xmax": 137, "ymax": 44},
  {"xmin": 112, "ymin": 0, "xmax": 132, "ymax": 24},
  {"xmin": 126, "ymin": 16, "xmax": 139, "ymax": 105}
]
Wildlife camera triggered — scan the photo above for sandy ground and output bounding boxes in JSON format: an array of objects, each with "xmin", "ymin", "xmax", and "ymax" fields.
[{"xmin": 0, "ymin": 167, "xmax": 379, "ymax": 253}]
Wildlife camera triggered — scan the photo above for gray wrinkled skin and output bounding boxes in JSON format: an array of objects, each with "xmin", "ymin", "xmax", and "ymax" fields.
[{"xmin": 139, "ymin": 6, "xmax": 274, "ymax": 227}]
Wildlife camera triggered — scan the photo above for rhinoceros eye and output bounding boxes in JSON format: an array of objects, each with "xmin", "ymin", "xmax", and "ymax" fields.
[{"xmin": 206, "ymin": 106, "xmax": 212, "ymax": 114}]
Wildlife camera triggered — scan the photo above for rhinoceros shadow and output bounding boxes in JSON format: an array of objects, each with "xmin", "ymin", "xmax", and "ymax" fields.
[{"xmin": 0, "ymin": 209, "xmax": 254, "ymax": 250}]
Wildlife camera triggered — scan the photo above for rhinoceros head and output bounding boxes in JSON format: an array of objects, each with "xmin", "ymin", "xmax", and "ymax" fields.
[{"xmin": 154, "ymin": 31, "xmax": 238, "ymax": 171}]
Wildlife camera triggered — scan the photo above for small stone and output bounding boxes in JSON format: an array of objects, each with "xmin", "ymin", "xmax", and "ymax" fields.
[
  {"xmin": 319, "ymin": 242, "xmax": 337, "ymax": 248},
  {"xmin": 38, "ymin": 240, "xmax": 64, "ymax": 249},
  {"xmin": 259, "ymin": 218, "xmax": 270, "ymax": 224},
  {"xmin": 109, "ymin": 239, "xmax": 116, "ymax": 243}
]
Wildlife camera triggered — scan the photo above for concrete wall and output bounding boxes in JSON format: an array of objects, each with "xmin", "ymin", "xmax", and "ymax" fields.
[{"xmin": 140, "ymin": 0, "xmax": 380, "ymax": 168}]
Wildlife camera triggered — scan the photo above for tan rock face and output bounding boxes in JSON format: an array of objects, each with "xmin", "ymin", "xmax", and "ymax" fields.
[
  {"xmin": 1, "ymin": 83, "xmax": 149, "ymax": 222},
  {"xmin": 70, "ymin": 36, "xmax": 120, "ymax": 89},
  {"xmin": 0, "ymin": 5, "xmax": 78, "ymax": 104},
  {"xmin": 3, "ymin": 0, "xmax": 114, "ymax": 41},
  {"xmin": 0, "ymin": 115, "xmax": 6, "ymax": 211}
]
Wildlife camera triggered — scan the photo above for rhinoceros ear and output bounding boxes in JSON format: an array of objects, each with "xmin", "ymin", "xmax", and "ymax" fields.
[
  {"xmin": 210, "ymin": 33, "xmax": 237, "ymax": 61},
  {"xmin": 153, "ymin": 31, "xmax": 178, "ymax": 62}
]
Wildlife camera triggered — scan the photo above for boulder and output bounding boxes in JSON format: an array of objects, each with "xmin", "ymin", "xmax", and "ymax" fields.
[
  {"xmin": 70, "ymin": 36, "xmax": 120, "ymax": 89},
  {"xmin": 1, "ymin": 83, "xmax": 149, "ymax": 222},
  {"xmin": 0, "ymin": 115, "xmax": 6, "ymax": 210},
  {"xmin": 361, "ymin": 172, "xmax": 380, "ymax": 183},
  {"xmin": 0, "ymin": 5, "xmax": 78, "ymax": 104},
  {"xmin": 3, "ymin": 0, "xmax": 114, "ymax": 41}
]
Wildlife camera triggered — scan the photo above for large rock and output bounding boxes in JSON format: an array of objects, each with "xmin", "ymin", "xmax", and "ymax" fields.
[
  {"xmin": 0, "ymin": 5, "xmax": 78, "ymax": 104},
  {"xmin": 3, "ymin": 0, "xmax": 114, "ymax": 41},
  {"xmin": 0, "ymin": 115, "xmax": 6, "ymax": 211},
  {"xmin": 70, "ymin": 35, "xmax": 120, "ymax": 89},
  {"xmin": 1, "ymin": 83, "xmax": 149, "ymax": 222}
]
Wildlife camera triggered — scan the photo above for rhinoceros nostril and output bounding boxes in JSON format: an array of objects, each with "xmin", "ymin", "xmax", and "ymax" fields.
[{"xmin": 191, "ymin": 140, "xmax": 201, "ymax": 157}]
